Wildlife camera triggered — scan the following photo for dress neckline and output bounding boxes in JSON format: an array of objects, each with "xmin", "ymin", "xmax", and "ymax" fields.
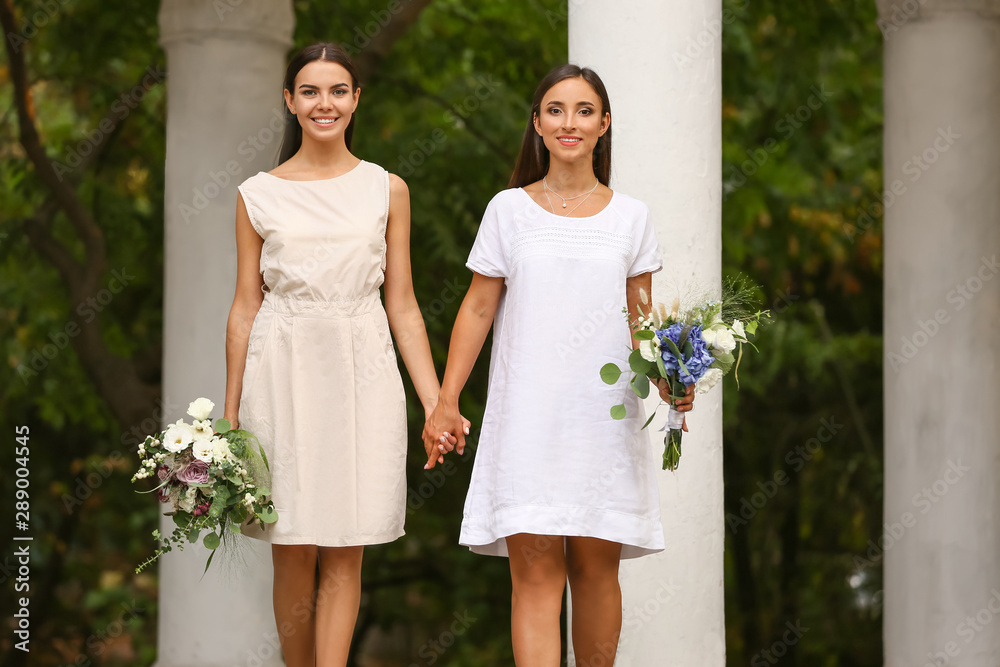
[
  {"xmin": 260, "ymin": 160, "xmax": 366, "ymax": 183},
  {"xmin": 517, "ymin": 186, "xmax": 617, "ymax": 220}
]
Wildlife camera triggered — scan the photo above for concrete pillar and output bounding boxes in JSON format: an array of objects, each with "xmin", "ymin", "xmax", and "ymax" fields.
[
  {"xmin": 157, "ymin": 1, "xmax": 293, "ymax": 664},
  {"xmin": 570, "ymin": 1, "xmax": 726, "ymax": 664},
  {"xmin": 880, "ymin": 1, "xmax": 1000, "ymax": 665}
]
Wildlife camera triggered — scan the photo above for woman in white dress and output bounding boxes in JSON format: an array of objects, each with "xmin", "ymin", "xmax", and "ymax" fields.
[
  {"xmin": 224, "ymin": 43, "xmax": 464, "ymax": 666},
  {"xmin": 423, "ymin": 65, "xmax": 695, "ymax": 666}
]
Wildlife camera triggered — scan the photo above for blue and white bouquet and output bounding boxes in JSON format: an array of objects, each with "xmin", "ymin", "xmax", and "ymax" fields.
[{"xmin": 601, "ymin": 279, "xmax": 768, "ymax": 471}]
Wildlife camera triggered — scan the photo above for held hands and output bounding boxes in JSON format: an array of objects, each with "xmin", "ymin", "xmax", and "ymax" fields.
[
  {"xmin": 651, "ymin": 380, "xmax": 695, "ymax": 432},
  {"xmin": 422, "ymin": 400, "xmax": 471, "ymax": 469}
]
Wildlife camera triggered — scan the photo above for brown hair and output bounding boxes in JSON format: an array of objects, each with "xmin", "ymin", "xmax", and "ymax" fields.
[
  {"xmin": 508, "ymin": 64, "xmax": 612, "ymax": 188},
  {"xmin": 277, "ymin": 42, "xmax": 361, "ymax": 165}
]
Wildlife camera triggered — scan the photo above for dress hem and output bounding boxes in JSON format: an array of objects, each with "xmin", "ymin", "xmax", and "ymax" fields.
[
  {"xmin": 239, "ymin": 526, "xmax": 405, "ymax": 548},
  {"xmin": 459, "ymin": 504, "xmax": 664, "ymax": 560}
]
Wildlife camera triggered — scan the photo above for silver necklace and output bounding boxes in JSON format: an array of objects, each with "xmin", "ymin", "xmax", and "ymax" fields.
[{"xmin": 543, "ymin": 177, "xmax": 600, "ymax": 216}]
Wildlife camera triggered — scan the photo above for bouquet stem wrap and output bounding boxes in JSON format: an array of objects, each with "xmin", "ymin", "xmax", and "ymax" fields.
[{"xmin": 663, "ymin": 400, "xmax": 685, "ymax": 472}]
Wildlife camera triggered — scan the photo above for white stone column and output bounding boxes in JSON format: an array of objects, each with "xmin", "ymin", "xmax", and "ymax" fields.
[
  {"xmin": 880, "ymin": 1, "xmax": 1000, "ymax": 665},
  {"xmin": 157, "ymin": 1, "xmax": 293, "ymax": 665},
  {"xmin": 570, "ymin": 2, "xmax": 725, "ymax": 665}
]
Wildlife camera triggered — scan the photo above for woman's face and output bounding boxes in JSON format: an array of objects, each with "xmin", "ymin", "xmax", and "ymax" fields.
[
  {"xmin": 284, "ymin": 60, "xmax": 359, "ymax": 145},
  {"xmin": 534, "ymin": 76, "xmax": 609, "ymax": 166}
]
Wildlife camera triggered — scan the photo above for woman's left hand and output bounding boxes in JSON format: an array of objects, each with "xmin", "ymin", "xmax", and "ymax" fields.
[{"xmin": 651, "ymin": 379, "xmax": 695, "ymax": 432}]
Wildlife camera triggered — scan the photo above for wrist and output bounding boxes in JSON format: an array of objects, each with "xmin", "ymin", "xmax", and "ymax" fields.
[{"xmin": 437, "ymin": 389, "xmax": 460, "ymax": 410}]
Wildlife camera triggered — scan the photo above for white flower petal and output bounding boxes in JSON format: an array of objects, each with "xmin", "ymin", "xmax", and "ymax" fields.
[{"xmin": 187, "ymin": 397, "xmax": 215, "ymax": 421}]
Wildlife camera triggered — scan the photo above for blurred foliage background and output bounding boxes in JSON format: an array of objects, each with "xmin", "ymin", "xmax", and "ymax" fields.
[{"xmin": 0, "ymin": 0, "xmax": 883, "ymax": 664}]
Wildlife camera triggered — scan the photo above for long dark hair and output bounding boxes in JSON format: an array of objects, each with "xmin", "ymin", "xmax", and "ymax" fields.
[
  {"xmin": 276, "ymin": 42, "xmax": 361, "ymax": 165},
  {"xmin": 508, "ymin": 64, "xmax": 612, "ymax": 188}
]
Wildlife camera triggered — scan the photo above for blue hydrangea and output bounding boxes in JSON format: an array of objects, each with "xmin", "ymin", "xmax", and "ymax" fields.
[{"xmin": 656, "ymin": 323, "xmax": 715, "ymax": 385}]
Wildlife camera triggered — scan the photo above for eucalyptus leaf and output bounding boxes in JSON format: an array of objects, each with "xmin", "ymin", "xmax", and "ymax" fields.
[
  {"xmin": 628, "ymin": 349, "xmax": 654, "ymax": 374},
  {"xmin": 634, "ymin": 329, "xmax": 655, "ymax": 340},
  {"xmin": 214, "ymin": 418, "xmax": 231, "ymax": 433},
  {"xmin": 600, "ymin": 363, "xmax": 624, "ymax": 385},
  {"xmin": 630, "ymin": 373, "xmax": 650, "ymax": 399},
  {"xmin": 203, "ymin": 531, "xmax": 220, "ymax": 550},
  {"xmin": 610, "ymin": 404, "xmax": 627, "ymax": 420}
]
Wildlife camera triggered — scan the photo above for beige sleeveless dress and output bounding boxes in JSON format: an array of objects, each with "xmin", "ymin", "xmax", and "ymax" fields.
[{"xmin": 235, "ymin": 160, "xmax": 407, "ymax": 546}]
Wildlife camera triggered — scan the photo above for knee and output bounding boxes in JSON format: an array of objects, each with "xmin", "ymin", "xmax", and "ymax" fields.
[
  {"xmin": 318, "ymin": 546, "xmax": 363, "ymax": 578},
  {"xmin": 272, "ymin": 544, "xmax": 318, "ymax": 570},
  {"xmin": 566, "ymin": 557, "xmax": 619, "ymax": 589},
  {"xmin": 511, "ymin": 559, "xmax": 566, "ymax": 597}
]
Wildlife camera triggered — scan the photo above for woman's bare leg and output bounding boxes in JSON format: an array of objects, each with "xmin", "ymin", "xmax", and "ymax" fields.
[
  {"xmin": 506, "ymin": 533, "xmax": 567, "ymax": 667},
  {"xmin": 314, "ymin": 545, "xmax": 364, "ymax": 666},
  {"xmin": 271, "ymin": 544, "xmax": 318, "ymax": 667},
  {"xmin": 565, "ymin": 537, "xmax": 623, "ymax": 667}
]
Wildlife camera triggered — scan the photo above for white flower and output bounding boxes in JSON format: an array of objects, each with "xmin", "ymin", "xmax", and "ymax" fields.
[
  {"xmin": 192, "ymin": 439, "xmax": 214, "ymax": 463},
  {"xmin": 177, "ymin": 494, "xmax": 196, "ymax": 513},
  {"xmin": 243, "ymin": 492, "xmax": 255, "ymax": 508},
  {"xmin": 639, "ymin": 337, "xmax": 660, "ymax": 363},
  {"xmin": 210, "ymin": 436, "xmax": 234, "ymax": 462},
  {"xmin": 713, "ymin": 327, "xmax": 737, "ymax": 352},
  {"xmin": 702, "ymin": 324, "xmax": 736, "ymax": 352},
  {"xmin": 192, "ymin": 419, "xmax": 214, "ymax": 442},
  {"xmin": 695, "ymin": 368, "xmax": 724, "ymax": 394},
  {"xmin": 701, "ymin": 327, "xmax": 717, "ymax": 348},
  {"xmin": 162, "ymin": 421, "xmax": 196, "ymax": 453},
  {"xmin": 732, "ymin": 319, "xmax": 747, "ymax": 341},
  {"xmin": 187, "ymin": 397, "xmax": 215, "ymax": 421}
]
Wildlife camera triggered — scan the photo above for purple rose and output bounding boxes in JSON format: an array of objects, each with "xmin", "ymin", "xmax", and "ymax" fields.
[{"xmin": 175, "ymin": 460, "xmax": 210, "ymax": 485}]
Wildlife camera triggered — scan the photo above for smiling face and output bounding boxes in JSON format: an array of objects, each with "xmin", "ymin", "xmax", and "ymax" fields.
[
  {"xmin": 283, "ymin": 60, "xmax": 359, "ymax": 145},
  {"xmin": 533, "ymin": 76, "xmax": 610, "ymax": 165}
]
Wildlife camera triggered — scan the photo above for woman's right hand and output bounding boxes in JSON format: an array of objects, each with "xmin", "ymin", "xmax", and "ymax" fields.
[{"xmin": 422, "ymin": 400, "xmax": 466, "ymax": 469}]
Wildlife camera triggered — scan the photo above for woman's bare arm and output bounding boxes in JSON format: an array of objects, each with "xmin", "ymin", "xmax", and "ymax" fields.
[
  {"xmin": 423, "ymin": 272, "xmax": 504, "ymax": 467},
  {"xmin": 383, "ymin": 174, "xmax": 445, "ymax": 417},
  {"xmin": 223, "ymin": 192, "xmax": 265, "ymax": 428}
]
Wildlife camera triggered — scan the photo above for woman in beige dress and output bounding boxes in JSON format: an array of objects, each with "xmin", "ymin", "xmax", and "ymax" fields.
[{"xmin": 223, "ymin": 43, "xmax": 464, "ymax": 666}]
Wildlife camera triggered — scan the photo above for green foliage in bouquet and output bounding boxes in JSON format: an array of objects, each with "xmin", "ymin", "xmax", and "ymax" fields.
[
  {"xmin": 601, "ymin": 276, "xmax": 770, "ymax": 470},
  {"xmin": 131, "ymin": 401, "xmax": 278, "ymax": 575}
]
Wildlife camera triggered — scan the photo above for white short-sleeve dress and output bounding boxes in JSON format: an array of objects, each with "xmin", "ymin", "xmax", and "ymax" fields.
[{"xmin": 459, "ymin": 187, "xmax": 666, "ymax": 560}]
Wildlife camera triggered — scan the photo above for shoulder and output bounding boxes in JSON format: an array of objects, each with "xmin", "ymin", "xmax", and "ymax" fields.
[
  {"xmin": 386, "ymin": 172, "xmax": 409, "ymax": 196},
  {"xmin": 238, "ymin": 171, "xmax": 270, "ymax": 192},
  {"xmin": 485, "ymin": 187, "xmax": 525, "ymax": 213},
  {"xmin": 609, "ymin": 190, "xmax": 650, "ymax": 219}
]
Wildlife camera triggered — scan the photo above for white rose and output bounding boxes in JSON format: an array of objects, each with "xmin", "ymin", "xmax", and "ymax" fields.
[
  {"xmin": 162, "ymin": 422, "xmax": 196, "ymax": 453},
  {"xmin": 695, "ymin": 368, "xmax": 724, "ymax": 394},
  {"xmin": 701, "ymin": 327, "xmax": 717, "ymax": 348},
  {"xmin": 732, "ymin": 319, "xmax": 747, "ymax": 341},
  {"xmin": 187, "ymin": 397, "xmax": 215, "ymax": 421},
  {"xmin": 639, "ymin": 337, "xmax": 660, "ymax": 362},
  {"xmin": 713, "ymin": 327, "xmax": 737, "ymax": 352},
  {"xmin": 192, "ymin": 439, "xmax": 214, "ymax": 463}
]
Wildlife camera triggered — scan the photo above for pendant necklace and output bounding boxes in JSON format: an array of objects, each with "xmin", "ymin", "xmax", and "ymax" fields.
[{"xmin": 543, "ymin": 177, "xmax": 600, "ymax": 216}]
